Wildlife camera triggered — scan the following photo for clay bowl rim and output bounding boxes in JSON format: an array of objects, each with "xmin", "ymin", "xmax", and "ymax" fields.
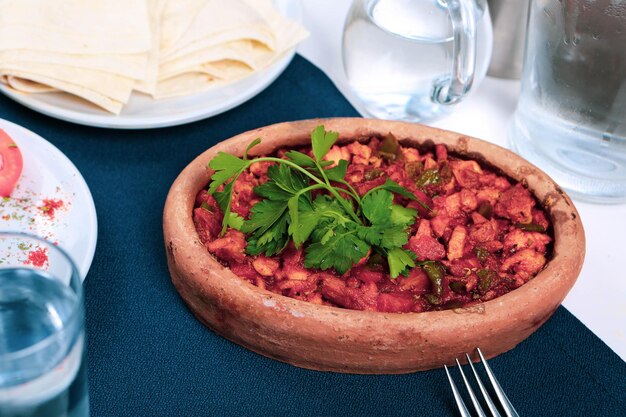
[{"xmin": 163, "ymin": 117, "xmax": 585, "ymax": 342}]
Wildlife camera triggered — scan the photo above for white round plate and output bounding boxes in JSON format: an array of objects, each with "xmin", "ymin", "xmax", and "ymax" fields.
[
  {"xmin": 0, "ymin": 119, "xmax": 97, "ymax": 280},
  {"xmin": 0, "ymin": 0, "xmax": 301, "ymax": 129}
]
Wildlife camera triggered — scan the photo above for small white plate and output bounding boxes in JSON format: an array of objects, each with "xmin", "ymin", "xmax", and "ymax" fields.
[
  {"xmin": 0, "ymin": 0, "xmax": 301, "ymax": 129},
  {"xmin": 0, "ymin": 119, "xmax": 97, "ymax": 280}
]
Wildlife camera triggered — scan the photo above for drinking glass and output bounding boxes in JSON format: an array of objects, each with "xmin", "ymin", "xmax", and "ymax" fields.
[
  {"xmin": 0, "ymin": 233, "xmax": 89, "ymax": 417},
  {"xmin": 509, "ymin": 0, "xmax": 626, "ymax": 203},
  {"xmin": 342, "ymin": 0, "xmax": 492, "ymax": 122}
]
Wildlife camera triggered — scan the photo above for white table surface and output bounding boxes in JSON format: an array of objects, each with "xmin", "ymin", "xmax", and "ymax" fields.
[{"xmin": 297, "ymin": 0, "xmax": 626, "ymax": 362}]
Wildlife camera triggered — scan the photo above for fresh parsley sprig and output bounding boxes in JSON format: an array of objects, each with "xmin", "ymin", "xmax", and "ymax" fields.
[{"xmin": 206, "ymin": 125, "xmax": 426, "ymax": 278}]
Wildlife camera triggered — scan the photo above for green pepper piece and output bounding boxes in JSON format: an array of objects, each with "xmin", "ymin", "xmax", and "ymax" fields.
[
  {"xmin": 449, "ymin": 281, "xmax": 466, "ymax": 294},
  {"xmin": 200, "ymin": 201, "xmax": 213, "ymax": 212},
  {"xmin": 420, "ymin": 261, "xmax": 445, "ymax": 296},
  {"xmin": 380, "ymin": 133, "xmax": 401, "ymax": 161},
  {"xmin": 477, "ymin": 202, "xmax": 493, "ymax": 219},
  {"xmin": 474, "ymin": 246, "xmax": 489, "ymax": 263},
  {"xmin": 364, "ymin": 168, "xmax": 383, "ymax": 181},
  {"xmin": 424, "ymin": 294, "xmax": 442, "ymax": 305},
  {"xmin": 477, "ymin": 269, "xmax": 497, "ymax": 293},
  {"xmin": 515, "ymin": 222, "xmax": 546, "ymax": 232},
  {"xmin": 415, "ymin": 169, "xmax": 441, "ymax": 189},
  {"xmin": 366, "ymin": 252, "xmax": 385, "ymax": 271}
]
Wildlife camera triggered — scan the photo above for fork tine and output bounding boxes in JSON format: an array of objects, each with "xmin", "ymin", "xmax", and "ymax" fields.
[
  {"xmin": 456, "ymin": 358, "xmax": 487, "ymax": 417},
  {"xmin": 477, "ymin": 348, "xmax": 520, "ymax": 417},
  {"xmin": 465, "ymin": 353, "xmax": 502, "ymax": 417},
  {"xmin": 444, "ymin": 365, "xmax": 472, "ymax": 417}
]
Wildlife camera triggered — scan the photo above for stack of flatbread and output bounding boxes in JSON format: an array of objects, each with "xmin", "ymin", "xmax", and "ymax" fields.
[{"xmin": 0, "ymin": 0, "xmax": 308, "ymax": 114}]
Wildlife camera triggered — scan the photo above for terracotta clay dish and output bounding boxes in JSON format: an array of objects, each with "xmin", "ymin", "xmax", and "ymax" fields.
[{"xmin": 163, "ymin": 118, "xmax": 585, "ymax": 374}]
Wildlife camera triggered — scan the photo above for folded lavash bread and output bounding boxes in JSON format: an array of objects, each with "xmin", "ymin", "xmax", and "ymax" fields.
[
  {"xmin": 0, "ymin": 0, "xmax": 308, "ymax": 113},
  {"xmin": 153, "ymin": 0, "xmax": 308, "ymax": 98},
  {"xmin": 0, "ymin": 0, "xmax": 151, "ymax": 114}
]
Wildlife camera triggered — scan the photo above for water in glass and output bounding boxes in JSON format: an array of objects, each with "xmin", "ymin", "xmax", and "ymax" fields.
[
  {"xmin": 509, "ymin": 0, "xmax": 626, "ymax": 203},
  {"xmin": 342, "ymin": 0, "xmax": 491, "ymax": 122},
  {"xmin": 0, "ymin": 236, "xmax": 88, "ymax": 417}
]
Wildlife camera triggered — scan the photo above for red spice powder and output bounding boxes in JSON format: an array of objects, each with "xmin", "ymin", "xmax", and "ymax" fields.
[
  {"xmin": 39, "ymin": 199, "xmax": 64, "ymax": 219},
  {"xmin": 24, "ymin": 247, "xmax": 48, "ymax": 268}
]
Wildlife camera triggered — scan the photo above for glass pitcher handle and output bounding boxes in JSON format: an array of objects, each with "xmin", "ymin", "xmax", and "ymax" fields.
[{"xmin": 433, "ymin": 0, "xmax": 477, "ymax": 105}]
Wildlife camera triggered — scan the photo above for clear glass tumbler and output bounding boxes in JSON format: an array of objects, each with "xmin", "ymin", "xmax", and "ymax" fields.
[
  {"xmin": 509, "ymin": 0, "xmax": 626, "ymax": 203},
  {"xmin": 342, "ymin": 0, "xmax": 492, "ymax": 122},
  {"xmin": 0, "ymin": 233, "xmax": 89, "ymax": 417}
]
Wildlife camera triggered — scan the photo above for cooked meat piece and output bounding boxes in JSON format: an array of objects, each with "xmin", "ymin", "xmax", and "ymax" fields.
[
  {"xmin": 207, "ymin": 229, "xmax": 247, "ymax": 263},
  {"xmin": 447, "ymin": 226, "xmax": 467, "ymax": 261},
  {"xmin": 346, "ymin": 142, "xmax": 373, "ymax": 165},
  {"xmin": 321, "ymin": 276, "xmax": 377, "ymax": 311},
  {"xmin": 231, "ymin": 171, "xmax": 259, "ymax": 217},
  {"xmin": 500, "ymin": 249, "xmax": 546, "ymax": 280},
  {"xmin": 395, "ymin": 267, "xmax": 431, "ymax": 293},
  {"xmin": 377, "ymin": 293, "xmax": 415, "ymax": 313},
  {"xmin": 324, "ymin": 145, "xmax": 351, "ymax": 166},
  {"xmin": 475, "ymin": 188, "xmax": 502, "ymax": 208},
  {"xmin": 276, "ymin": 274, "xmax": 318, "ymax": 296},
  {"xmin": 494, "ymin": 183, "xmax": 535, "ymax": 223},
  {"xmin": 249, "ymin": 161, "xmax": 272, "ymax": 177},
  {"xmin": 252, "ymin": 256, "xmax": 280, "ymax": 276},
  {"xmin": 503, "ymin": 229, "xmax": 551, "ymax": 254},
  {"xmin": 351, "ymin": 266, "xmax": 385, "ymax": 284},
  {"xmin": 407, "ymin": 219, "xmax": 446, "ymax": 261},
  {"xmin": 228, "ymin": 262, "xmax": 261, "ymax": 284},
  {"xmin": 450, "ymin": 159, "xmax": 482, "ymax": 188},
  {"xmin": 401, "ymin": 147, "xmax": 420, "ymax": 162},
  {"xmin": 469, "ymin": 219, "xmax": 498, "ymax": 243},
  {"xmin": 459, "ymin": 189, "xmax": 478, "ymax": 212},
  {"xmin": 435, "ymin": 144, "xmax": 448, "ymax": 162},
  {"xmin": 193, "ymin": 207, "xmax": 222, "ymax": 245},
  {"xmin": 532, "ymin": 208, "xmax": 550, "ymax": 230}
]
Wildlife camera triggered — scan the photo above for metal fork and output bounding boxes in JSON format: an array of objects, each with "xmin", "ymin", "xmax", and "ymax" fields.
[{"xmin": 444, "ymin": 348, "xmax": 520, "ymax": 417}]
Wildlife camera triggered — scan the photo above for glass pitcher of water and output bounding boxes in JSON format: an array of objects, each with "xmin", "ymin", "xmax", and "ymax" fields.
[
  {"xmin": 342, "ymin": 0, "xmax": 492, "ymax": 122},
  {"xmin": 509, "ymin": 0, "xmax": 626, "ymax": 203}
]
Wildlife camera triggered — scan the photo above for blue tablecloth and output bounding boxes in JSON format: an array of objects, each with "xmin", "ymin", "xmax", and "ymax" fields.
[{"xmin": 0, "ymin": 55, "xmax": 624, "ymax": 416}]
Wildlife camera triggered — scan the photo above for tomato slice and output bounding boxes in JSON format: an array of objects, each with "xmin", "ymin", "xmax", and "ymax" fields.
[{"xmin": 0, "ymin": 129, "xmax": 23, "ymax": 197}]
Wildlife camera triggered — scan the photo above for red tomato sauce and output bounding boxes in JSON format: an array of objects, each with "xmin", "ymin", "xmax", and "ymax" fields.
[{"xmin": 194, "ymin": 137, "xmax": 553, "ymax": 313}]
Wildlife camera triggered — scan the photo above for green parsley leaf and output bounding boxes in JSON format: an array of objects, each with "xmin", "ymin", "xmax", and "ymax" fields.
[
  {"xmin": 207, "ymin": 152, "xmax": 248, "ymax": 195},
  {"xmin": 254, "ymin": 164, "xmax": 310, "ymax": 201},
  {"xmin": 325, "ymin": 159, "xmax": 349, "ymax": 182},
  {"xmin": 246, "ymin": 215, "xmax": 289, "ymax": 256},
  {"xmin": 356, "ymin": 225, "xmax": 409, "ymax": 249},
  {"xmin": 390, "ymin": 205, "xmax": 418, "ymax": 226},
  {"xmin": 241, "ymin": 199, "xmax": 288, "ymax": 235},
  {"xmin": 270, "ymin": 164, "xmax": 310, "ymax": 196},
  {"xmin": 367, "ymin": 178, "xmax": 431, "ymax": 212},
  {"xmin": 305, "ymin": 225, "xmax": 370, "ymax": 274},
  {"xmin": 214, "ymin": 182, "xmax": 237, "ymax": 235},
  {"xmin": 225, "ymin": 212, "xmax": 244, "ymax": 230},
  {"xmin": 311, "ymin": 125, "xmax": 339, "ymax": 162},
  {"xmin": 387, "ymin": 247, "xmax": 416, "ymax": 278},
  {"xmin": 291, "ymin": 207, "xmax": 319, "ymax": 247},
  {"xmin": 285, "ymin": 150, "xmax": 313, "ymax": 167},
  {"xmin": 361, "ymin": 189, "xmax": 393, "ymax": 224},
  {"xmin": 287, "ymin": 195, "xmax": 318, "ymax": 246},
  {"xmin": 243, "ymin": 138, "xmax": 262, "ymax": 160},
  {"xmin": 295, "ymin": 195, "xmax": 352, "ymax": 246},
  {"xmin": 285, "ymin": 150, "xmax": 334, "ymax": 169}
]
